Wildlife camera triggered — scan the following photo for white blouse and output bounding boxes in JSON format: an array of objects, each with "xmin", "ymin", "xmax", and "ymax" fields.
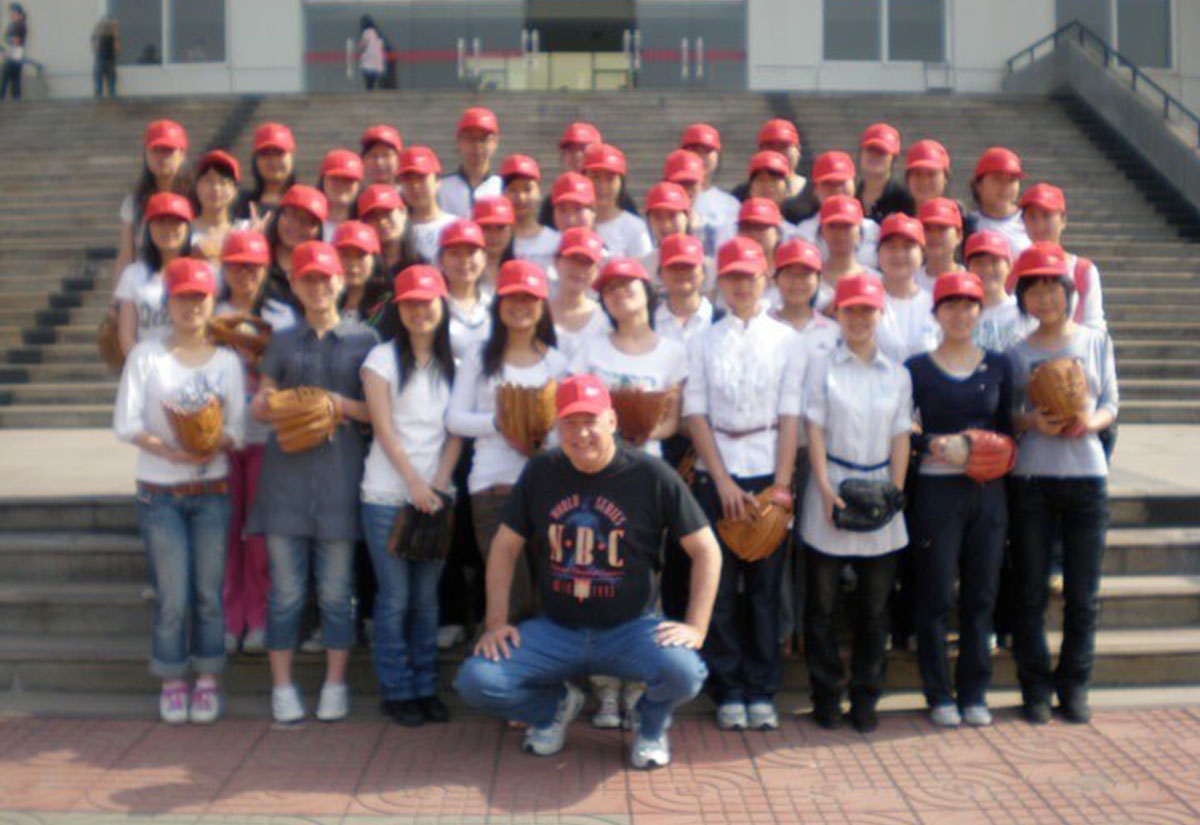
[
  {"xmin": 595, "ymin": 211, "xmax": 654, "ymax": 259},
  {"xmin": 554, "ymin": 308, "xmax": 611, "ymax": 363},
  {"xmin": 792, "ymin": 215, "xmax": 881, "ymax": 270},
  {"xmin": 654, "ymin": 296, "xmax": 716, "ymax": 348}
]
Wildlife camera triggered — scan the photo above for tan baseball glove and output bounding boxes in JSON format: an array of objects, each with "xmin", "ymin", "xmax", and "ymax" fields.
[
  {"xmin": 265, "ymin": 386, "xmax": 342, "ymax": 453},
  {"xmin": 610, "ymin": 386, "xmax": 676, "ymax": 446},
  {"xmin": 716, "ymin": 485, "xmax": 794, "ymax": 562},
  {"xmin": 209, "ymin": 313, "xmax": 273, "ymax": 363},
  {"xmin": 163, "ymin": 396, "xmax": 224, "ymax": 457},
  {"xmin": 1027, "ymin": 357, "xmax": 1088, "ymax": 433},
  {"xmin": 495, "ymin": 381, "xmax": 558, "ymax": 454}
]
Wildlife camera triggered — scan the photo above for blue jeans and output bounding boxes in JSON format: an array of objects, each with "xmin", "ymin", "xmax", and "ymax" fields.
[
  {"xmin": 1009, "ymin": 477, "xmax": 1108, "ymax": 704},
  {"xmin": 136, "ymin": 488, "xmax": 231, "ymax": 679},
  {"xmin": 266, "ymin": 535, "xmax": 355, "ymax": 651},
  {"xmin": 362, "ymin": 502, "xmax": 444, "ymax": 700},
  {"xmin": 454, "ymin": 613, "xmax": 706, "ymax": 739}
]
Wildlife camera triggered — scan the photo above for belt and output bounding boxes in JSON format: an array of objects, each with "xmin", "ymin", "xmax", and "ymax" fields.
[
  {"xmin": 138, "ymin": 479, "xmax": 230, "ymax": 497},
  {"xmin": 715, "ymin": 424, "xmax": 777, "ymax": 439},
  {"xmin": 826, "ymin": 453, "xmax": 889, "ymax": 472}
]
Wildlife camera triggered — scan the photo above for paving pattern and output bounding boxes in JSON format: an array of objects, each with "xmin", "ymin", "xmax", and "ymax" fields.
[{"xmin": 1, "ymin": 707, "xmax": 1199, "ymax": 824}]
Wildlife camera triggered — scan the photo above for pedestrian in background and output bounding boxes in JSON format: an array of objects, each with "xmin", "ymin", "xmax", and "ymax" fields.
[{"xmin": 92, "ymin": 16, "xmax": 119, "ymax": 98}]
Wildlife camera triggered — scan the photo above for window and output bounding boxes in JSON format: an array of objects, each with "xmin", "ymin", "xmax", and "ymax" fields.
[
  {"xmin": 112, "ymin": 0, "xmax": 162, "ymax": 65},
  {"xmin": 170, "ymin": 0, "xmax": 225, "ymax": 63},
  {"xmin": 1117, "ymin": 0, "xmax": 1170, "ymax": 68},
  {"xmin": 824, "ymin": 0, "xmax": 881, "ymax": 61},
  {"xmin": 888, "ymin": 0, "xmax": 944, "ymax": 61},
  {"xmin": 1057, "ymin": 0, "xmax": 1112, "ymax": 39}
]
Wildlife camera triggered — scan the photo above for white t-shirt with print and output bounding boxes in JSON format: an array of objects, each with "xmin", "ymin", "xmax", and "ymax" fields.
[{"xmin": 114, "ymin": 261, "xmax": 172, "ymax": 344}]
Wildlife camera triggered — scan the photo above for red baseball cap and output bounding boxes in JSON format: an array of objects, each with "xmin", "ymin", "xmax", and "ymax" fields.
[
  {"xmin": 144, "ymin": 119, "xmax": 188, "ymax": 151},
  {"xmin": 974, "ymin": 147, "xmax": 1025, "ymax": 180},
  {"xmin": 860, "ymin": 122, "xmax": 901, "ymax": 156},
  {"xmin": 662, "ymin": 149, "xmax": 705, "ymax": 185},
  {"xmin": 551, "ymin": 172, "xmax": 596, "ymax": 207},
  {"xmin": 583, "ymin": 143, "xmax": 627, "ymax": 176},
  {"xmin": 1011, "ymin": 241, "xmax": 1069, "ymax": 279},
  {"xmin": 144, "ymin": 192, "xmax": 194, "ymax": 223},
  {"xmin": 499, "ymin": 154, "xmax": 541, "ymax": 181},
  {"xmin": 717, "ymin": 236, "xmax": 767, "ymax": 277},
  {"xmin": 775, "ymin": 238, "xmax": 823, "ymax": 273},
  {"xmin": 398, "ymin": 146, "xmax": 442, "ymax": 176},
  {"xmin": 645, "ymin": 182, "xmax": 691, "ymax": 214},
  {"xmin": 557, "ymin": 226, "xmax": 605, "ymax": 263},
  {"xmin": 221, "ymin": 230, "xmax": 270, "ymax": 265},
  {"xmin": 556, "ymin": 373, "xmax": 612, "ymax": 418},
  {"xmin": 360, "ymin": 124, "xmax": 403, "ymax": 154},
  {"xmin": 291, "ymin": 240, "xmax": 343, "ymax": 279},
  {"xmin": 457, "ymin": 106, "xmax": 499, "ymax": 137},
  {"xmin": 680, "ymin": 123, "xmax": 721, "ymax": 152},
  {"xmin": 757, "ymin": 118, "xmax": 800, "ymax": 148},
  {"xmin": 748, "ymin": 150, "xmax": 791, "ymax": 179},
  {"xmin": 393, "ymin": 264, "xmax": 448, "ymax": 302},
  {"xmin": 280, "ymin": 185, "xmax": 328, "ymax": 223},
  {"xmin": 559, "ymin": 121, "xmax": 602, "ymax": 149},
  {"xmin": 819, "ymin": 194, "xmax": 863, "ymax": 226},
  {"xmin": 933, "ymin": 270, "xmax": 984, "ymax": 304},
  {"xmin": 964, "ymin": 230, "xmax": 1011, "ymax": 262},
  {"xmin": 165, "ymin": 258, "xmax": 216, "ymax": 297},
  {"xmin": 594, "ymin": 258, "xmax": 650, "ymax": 293},
  {"xmin": 906, "ymin": 139, "xmax": 950, "ymax": 172},
  {"xmin": 321, "ymin": 149, "xmax": 364, "ymax": 181},
  {"xmin": 879, "ymin": 213, "xmax": 926, "ymax": 247},
  {"xmin": 1019, "ymin": 182, "xmax": 1067, "ymax": 214},
  {"xmin": 738, "ymin": 197, "xmax": 783, "ymax": 228},
  {"xmin": 918, "ymin": 197, "xmax": 963, "ymax": 229},
  {"xmin": 197, "ymin": 149, "xmax": 240, "ymax": 182},
  {"xmin": 439, "ymin": 219, "xmax": 485, "ymax": 249},
  {"xmin": 812, "ymin": 151, "xmax": 856, "ymax": 184},
  {"xmin": 834, "ymin": 273, "xmax": 886, "ymax": 310},
  {"xmin": 496, "ymin": 260, "xmax": 549, "ymax": 299},
  {"xmin": 473, "ymin": 196, "xmax": 515, "ymax": 226},
  {"xmin": 253, "ymin": 122, "xmax": 295, "ymax": 154},
  {"xmin": 356, "ymin": 184, "xmax": 404, "ymax": 218},
  {"xmin": 659, "ymin": 233, "xmax": 704, "ymax": 268},
  {"xmin": 332, "ymin": 220, "xmax": 381, "ymax": 255}
]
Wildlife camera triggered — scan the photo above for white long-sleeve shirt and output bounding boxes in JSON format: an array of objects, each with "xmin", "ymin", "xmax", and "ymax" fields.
[
  {"xmin": 437, "ymin": 171, "xmax": 503, "ymax": 219},
  {"xmin": 792, "ymin": 215, "xmax": 881, "ymax": 270}
]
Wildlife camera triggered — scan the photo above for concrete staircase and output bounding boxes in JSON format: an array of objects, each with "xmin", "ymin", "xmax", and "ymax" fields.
[{"xmin": 0, "ymin": 493, "xmax": 1196, "ymax": 713}]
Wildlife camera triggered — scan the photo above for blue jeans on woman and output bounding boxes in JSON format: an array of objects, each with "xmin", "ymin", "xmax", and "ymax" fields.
[
  {"xmin": 362, "ymin": 502, "xmax": 444, "ymax": 701},
  {"xmin": 265, "ymin": 535, "xmax": 355, "ymax": 651},
  {"xmin": 136, "ymin": 487, "xmax": 231, "ymax": 679}
]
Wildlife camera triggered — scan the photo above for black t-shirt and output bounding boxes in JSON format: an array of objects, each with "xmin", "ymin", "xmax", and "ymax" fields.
[
  {"xmin": 501, "ymin": 445, "xmax": 709, "ymax": 630},
  {"xmin": 856, "ymin": 178, "xmax": 917, "ymax": 223}
]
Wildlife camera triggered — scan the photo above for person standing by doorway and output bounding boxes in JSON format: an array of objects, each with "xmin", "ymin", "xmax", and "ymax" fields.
[
  {"xmin": 0, "ymin": 2, "xmax": 27, "ymax": 101},
  {"xmin": 92, "ymin": 16, "xmax": 118, "ymax": 98},
  {"xmin": 357, "ymin": 16, "xmax": 385, "ymax": 91}
]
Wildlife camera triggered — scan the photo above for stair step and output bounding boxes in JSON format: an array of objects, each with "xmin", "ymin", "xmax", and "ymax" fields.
[{"xmin": 0, "ymin": 404, "xmax": 113, "ymax": 428}]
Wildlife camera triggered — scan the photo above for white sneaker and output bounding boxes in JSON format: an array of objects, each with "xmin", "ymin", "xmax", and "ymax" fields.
[
  {"xmin": 716, "ymin": 702, "xmax": 748, "ymax": 731},
  {"xmin": 242, "ymin": 627, "xmax": 266, "ymax": 654},
  {"xmin": 188, "ymin": 684, "xmax": 222, "ymax": 725},
  {"xmin": 930, "ymin": 704, "xmax": 962, "ymax": 728},
  {"xmin": 316, "ymin": 682, "xmax": 349, "ymax": 722},
  {"xmin": 962, "ymin": 704, "xmax": 993, "ymax": 727},
  {"xmin": 224, "ymin": 632, "xmax": 240, "ymax": 655},
  {"xmin": 630, "ymin": 730, "xmax": 671, "ymax": 769},
  {"xmin": 747, "ymin": 700, "xmax": 780, "ymax": 730},
  {"xmin": 591, "ymin": 683, "xmax": 621, "ymax": 729},
  {"xmin": 300, "ymin": 629, "xmax": 324, "ymax": 654},
  {"xmin": 436, "ymin": 624, "xmax": 465, "ymax": 650},
  {"xmin": 523, "ymin": 683, "xmax": 585, "ymax": 757},
  {"xmin": 271, "ymin": 684, "xmax": 305, "ymax": 724},
  {"xmin": 159, "ymin": 685, "xmax": 189, "ymax": 725}
]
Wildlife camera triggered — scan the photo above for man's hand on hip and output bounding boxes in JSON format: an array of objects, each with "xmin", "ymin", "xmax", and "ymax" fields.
[
  {"xmin": 654, "ymin": 621, "xmax": 705, "ymax": 650},
  {"xmin": 474, "ymin": 624, "xmax": 521, "ymax": 661}
]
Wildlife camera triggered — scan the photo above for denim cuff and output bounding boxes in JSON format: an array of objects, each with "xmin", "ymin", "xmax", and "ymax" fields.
[
  {"xmin": 149, "ymin": 658, "xmax": 190, "ymax": 680},
  {"xmin": 192, "ymin": 653, "xmax": 228, "ymax": 675}
]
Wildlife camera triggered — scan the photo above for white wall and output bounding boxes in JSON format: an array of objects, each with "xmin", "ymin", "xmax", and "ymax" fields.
[{"xmin": 16, "ymin": 0, "xmax": 106, "ymax": 98}]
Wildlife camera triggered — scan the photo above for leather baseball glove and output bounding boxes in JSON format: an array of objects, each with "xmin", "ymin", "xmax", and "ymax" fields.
[
  {"xmin": 96, "ymin": 309, "xmax": 124, "ymax": 372},
  {"xmin": 495, "ymin": 381, "xmax": 558, "ymax": 454},
  {"xmin": 209, "ymin": 313, "xmax": 273, "ymax": 363},
  {"xmin": 163, "ymin": 396, "xmax": 224, "ymax": 457},
  {"xmin": 1027, "ymin": 357, "xmax": 1088, "ymax": 434},
  {"xmin": 610, "ymin": 386, "xmax": 676, "ymax": 446},
  {"xmin": 833, "ymin": 479, "xmax": 905, "ymax": 533},
  {"xmin": 386, "ymin": 490, "xmax": 456, "ymax": 561},
  {"xmin": 717, "ymin": 485, "xmax": 794, "ymax": 562},
  {"xmin": 935, "ymin": 429, "xmax": 1018, "ymax": 483},
  {"xmin": 265, "ymin": 386, "xmax": 342, "ymax": 453}
]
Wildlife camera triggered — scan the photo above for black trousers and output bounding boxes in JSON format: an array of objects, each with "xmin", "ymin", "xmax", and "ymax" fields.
[
  {"xmin": 659, "ymin": 434, "xmax": 692, "ymax": 621},
  {"xmin": 439, "ymin": 439, "xmax": 484, "ymax": 629},
  {"xmin": 693, "ymin": 471, "xmax": 785, "ymax": 703},
  {"xmin": 0, "ymin": 60, "xmax": 20, "ymax": 99},
  {"xmin": 911, "ymin": 475, "xmax": 1007, "ymax": 709},
  {"xmin": 804, "ymin": 545, "xmax": 899, "ymax": 708}
]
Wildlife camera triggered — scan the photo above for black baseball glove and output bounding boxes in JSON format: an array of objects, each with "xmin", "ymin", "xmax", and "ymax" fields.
[
  {"xmin": 386, "ymin": 490, "xmax": 456, "ymax": 561},
  {"xmin": 832, "ymin": 479, "xmax": 906, "ymax": 533}
]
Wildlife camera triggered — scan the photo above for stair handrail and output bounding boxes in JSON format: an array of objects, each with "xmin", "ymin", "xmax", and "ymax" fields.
[{"xmin": 1005, "ymin": 19, "xmax": 1200, "ymax": 149}]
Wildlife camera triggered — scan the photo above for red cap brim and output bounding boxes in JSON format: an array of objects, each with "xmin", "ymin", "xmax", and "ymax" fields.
[{"xmin": 557, "ymin": 400, "xmax": 609, "ymax": 418}]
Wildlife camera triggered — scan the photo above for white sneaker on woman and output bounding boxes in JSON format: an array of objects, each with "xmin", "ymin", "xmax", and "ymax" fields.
[
  {"xmin": 188, "ymin": 683, "xmax": 222, "ymax": 725},
  {"xmin": 159, "ymin": 684, "xmax": 189, "ymax": 725},
  {"xmin": 316, "ymin": 682, "xmax": 349, "ymax": 722},
  {"xmin": 271, "ymin": 684, "xmax": 305, "ymax": 724}
]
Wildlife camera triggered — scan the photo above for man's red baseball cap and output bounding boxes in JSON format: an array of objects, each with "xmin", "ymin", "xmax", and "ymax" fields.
[
  {"xmin": 556, "ymin": 374, "xmax": 613, "ymax": 418},
  {"xmin": 738, "ymin": 197, "xmax": 783, "ymax": 228},
  {"xmin": 457, "ymin": 107, "xmax": 499, "ymax": 136}
]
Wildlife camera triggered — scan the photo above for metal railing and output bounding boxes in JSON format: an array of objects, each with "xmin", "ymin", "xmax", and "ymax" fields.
[{"xmin": 1006, "ymin": 20, "xmax": 1200, "ymax": 149}]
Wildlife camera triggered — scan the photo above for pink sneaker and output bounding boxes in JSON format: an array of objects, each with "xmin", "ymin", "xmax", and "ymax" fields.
[
  {"xmin": 159, "ymin": 684, "xmax": 189, "ymax": 725},
  {"xmin": 189, "ymin": 684, "xmax": 222, "ymax": 725}
]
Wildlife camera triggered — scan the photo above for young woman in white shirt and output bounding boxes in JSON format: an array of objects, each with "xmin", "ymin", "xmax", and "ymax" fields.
[
  {"xmin": 966, "ymin": 230, "xmax": 1033, "ymax": 353},
  {"xmin": 550, "ymin": 172, "xmax": 598, "ymax": 234},
  {"xmin": 360, "ymin": 124, "xmax": 403, "ymax": 189},
  {"xmin": 680, "ymin": 123, "xmax": 741, "ymax": 236},
  {"xmin": 114, "ymin": 119, "xmax": 191, "ymax": 286},
  {"xmin": 801, "ymin": 273, "xmax": 912, "ymax": 734},
  {"xmin": 967, "ymin": 147, "xmax": 1031, "ymax": 258},
  {"xmin": 318, "ymin": 149, "xmax": 365, "ymax": 237},
  {"xmin": 115, "ymin": 192, "xmax": 194, "ymax": 356},
  {"xmin": 548, "ymin": 226, "xmax": 611, "ymax": 362},
  {"xmin": 361, "ymin": 265, "xmax": 464, "ymax": 727},
  {"xmin": 437, "ymin": 219, "xmax": 493, "ymax": 361},
  {"xmin": 447, "ymin": 260, "xmax": 569, "ymax": 621},
  {"xmin": 653, "ymin": 233, "xmax": 718, "ymax": 347},
  {"xmin": 876, "ymin": 213, "xmax": 940, "ymax": 363},
  {"xmin": 584, "ymin": 143, "xmax": 653, "ymax": 259},
  {"xmin": 501, "ymin": 154, "xmax": 559, "ymax": 273},
  {"xmin": 796, "ymin": 152, "xmax": 881, "ymax": 271},
  {"xmin": 472, "ymin": 196, "xmax": 516, "ymax": 290},
  {"xmin": 398, "ymin": 146, "xmax": 457, "ymax": 264},
  {"xmin": 813, "ymin": 194, "xmax": 877, "ymax": 313},
  {"xmin": 114, "ymin": 257, "xmax": 245, "ymax": 725},
  {"xmin": 683, "ymin": 236, "xmax": 801, "ymax": 733},
  {"xmin": 214, "ymin": 231, "xmax": 295, "ymax": 657},
  {"xmin": 917, "ymin": 198, "xmax": 964, "ymax": 293},
  {"xmin": 640, "ymin": 182, "xmax": 694, "ymax": 281},
  {"xmin": 1019, "ymin": 183, "xmax": 1105, "ymax": 331},
  {"xmin": 190, "ymin": 150, "xmax": 240, "ymax": 266},
  {"xmin": 905, "ymin": 140, "xmax": 951, "ymax": 210},
  {"xmin": 332, "ymin": 220, "xmax": 385, "ymax": 326}
]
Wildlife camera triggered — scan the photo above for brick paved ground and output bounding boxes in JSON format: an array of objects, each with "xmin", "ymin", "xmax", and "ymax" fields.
[{"xmin": 1, "ymin": 707, "xmax": 1198, "ymax": 824}]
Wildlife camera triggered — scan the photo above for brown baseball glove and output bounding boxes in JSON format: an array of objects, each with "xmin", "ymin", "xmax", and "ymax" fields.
[
  {"xmin": 611, "ymin": 386, "xmax": 676, "ymax": 446},
  {"xmin": 96, "ymin": 309, "xmax": 124, "ymax": 371},
  {"xmin": 1027, "ymin": 357, "xmax": 1088, "ymax": 433},
  {"xmin": 716, "ymin": 485, "xmax": 794, "ymax": 562},
  {"xmin": 675, "ymin": 446, "xmax": 698, "ymax": 487},
  {"xmin": 495, "ymin": 381, "xmax": 558, "ymax": 454},
  {"xmin": 937, "ymin": 429, "xmax": 1018, "ymax": 482},
  {"xmin": 163, "ymin": 396, "xmax": 224, "ymax": 457},
  {"xmin": 209, "ymin": 313, "xmax": 273, "ymax": 362},
  {"xmin": 265, "ymin": 386, "xmax": 342, "ymax": 453}
]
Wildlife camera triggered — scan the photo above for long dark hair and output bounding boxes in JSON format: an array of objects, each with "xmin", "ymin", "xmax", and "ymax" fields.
[
  {"xmin": 131, "ymin": 158, "xmax": 193, "ymax": 228},
  {"xmin": 140, "ymin": 220, "xmax": 193, "ymax": 272},
  {"xmin": 216, "ymin": 263, "xmax": 271, "ymax": 318},
  {"xmin": 481, "ymin": 295, "xmax": 557, "ymax": 378},
  {"xmin": 392, "ymin": 297, "xmax": 455, "ymax": 390},
  {"xmin": 598, "ymin": 278, "xmax": 659, "ymax": 331},
  {"xmin": 246, "ymin": 150, "xmax": 296, "ymax": 205}
]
